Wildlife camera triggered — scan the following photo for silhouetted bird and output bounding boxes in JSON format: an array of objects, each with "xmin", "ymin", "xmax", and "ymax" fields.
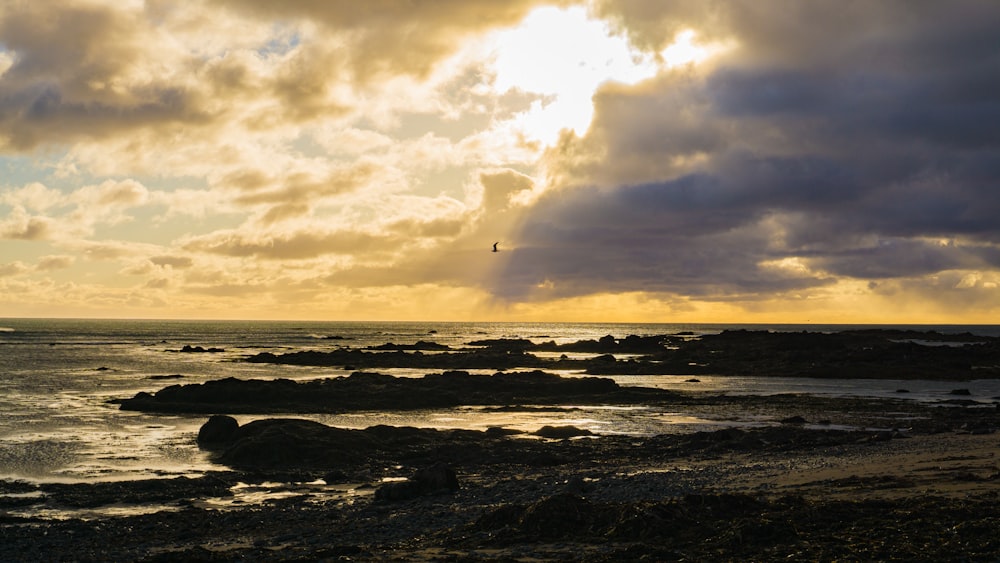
[{"xmin": 492, "ymin": 242, "xmax": 499, "ymax": 252}]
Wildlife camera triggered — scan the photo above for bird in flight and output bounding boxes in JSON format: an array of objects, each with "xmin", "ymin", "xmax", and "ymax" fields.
[{"xmin": 492, "ymin": 242, "xmax": 499, "ymax": 252}]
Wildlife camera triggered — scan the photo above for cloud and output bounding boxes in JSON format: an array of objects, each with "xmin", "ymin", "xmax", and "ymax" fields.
[
  {"xmin": 489, "ymin": 177, "xmax": 831, "ymax": 301},
  {"xmin": 0, "ymin": 179, "xmax": 156, "ymax": 247},
  {"xmin": 182, "ymin": 228, "xmax": 401, "ymax": 261},
  {"xmin": 509, "ymin": 1, "xmax": 1000, "ymax": 308},
  {"xmin": 150, "ymin": 255, "xmax": 194, "ymax": 269},
  {"xmin": 0, "ymin": 207, "xmax": 55, "ymax": 240},
  {"xmin": 0, "ymin": 1, "xmax": 210, "ymax": 150},
  {"xmin": 0, "ymin": 182, "xmax": 64, "ymax": 211},
  {"xmin": 62, "ymin": 239, "xmax": 152, "ymax": 261},
  {"xmin": 233, "ymin": 162, "xmax": 380, "ymax": 207},
  {"xmin": 479, "ymin": 168, "xmax": 535, "ymax": 212},
  {"xmin": 0, "ymin": 261, "xmax": 28, "ymax": 277},
  {"xmin": 0, "ymin": 0, "xmax": 557, "ymax": 152},
  {"xmin": 2, "ymin": 0, "xmax": 998, "ymax": 321},
  {"xmin": 35, "ymin": 255, "xmax": 75, "ymax": 271},
  {"xmin": 218, "ymin": 0, "xmax": 551, "ymax": 81}
]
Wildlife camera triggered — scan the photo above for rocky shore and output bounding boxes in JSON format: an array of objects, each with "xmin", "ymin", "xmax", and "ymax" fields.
[
  {"xmin": 5, "ymin": 328, "xmax": 1000, "ymax": 561},
  {"xmin": 243, "ymin": 328, "xmax": 1000, "ymax": 379},
  {"xmin": 115, "ymin": 370, "xmax": 670, "ymax": 414},
  {"xmin": 6, "ymin": 387, "xmax": 1000, "ymax": 561}
]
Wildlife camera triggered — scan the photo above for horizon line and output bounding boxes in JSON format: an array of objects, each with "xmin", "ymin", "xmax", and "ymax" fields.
[{"xmin": 1, "ymin": 316, "xmax": 998, "ymax": 327}]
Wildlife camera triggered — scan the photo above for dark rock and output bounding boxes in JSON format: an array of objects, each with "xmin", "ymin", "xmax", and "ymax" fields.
[
  {"xmin": 220, "ymin": 419, "xmax": 366, "ymax": 469},
  {"xmin": 117, "ymin": 371, "xmax": 643, "ymax": 414},
  {"xmin": 208, "ymin": 420, "xmax": 505, "ymax": 471},
  {"xmin": 369, "ymin": 340, "xmax": 450, "ymax": 351},
  {"xmin": 525, "ymin": 452, "xmax": 571, "ymax": 466},
  {"xmin": 466, "ymin": 338, "xmax": 536, "ymax": 350},
  {"xmin": 39, "ymin": 476, "xmax": 233, "ymax": 508},
  {"xmin": 149, "ymin": 374, "xmax": 185, "ymax": 380},
  {"xmin": 563, "ymin": 475, "xmax": 591, "ymax": 495},
  {"xmin": 485, "ymin": 426, "xmax": 524, "ymax": 437},
  {"xmin": 534, "ymin": 425, "xmax": 594, "ymax": 439},
  {"xmin": 413, "ymin": 463, "xmax": 460, "ymax": 491},
  {"xmin": 896, "ymin": 389, "xmax": 910, "ymax": 393},
  {"xmin": 374, "ymin": 463, "xmax": 459, "ymax": 502},
  {"xmin": 514, "ymin": 493, "xmax": 599, "ymax": 539},
  {"xmin": 950, "ymin": 388, "xmax": 972, "ymax": 396},
  {"xmin": 197, "ymin": 415, "xmax": 240, "ymax": 447},
  {"xmin": 178, "ymin": 345, "xmax": 225, "ymax": 353},
  {"xmin": 323, "ymin": 469, "xmax": 350, "ymax": 484},
  {"xmin": 780, "ymin": 415, "xmax": 808, "ymax": 424}
]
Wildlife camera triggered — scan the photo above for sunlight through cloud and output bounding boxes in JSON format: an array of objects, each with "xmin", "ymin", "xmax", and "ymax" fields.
[{"xmin": 486, "ymin": 6, "xmax": 718, "ymax": 146}]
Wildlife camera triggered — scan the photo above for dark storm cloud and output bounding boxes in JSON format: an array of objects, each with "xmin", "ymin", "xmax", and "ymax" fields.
[
  {"xmin": 493, "ymin": 173, "xmax": 826, "ymax": 300},
  {"xmin": 500, "ymin": 1, "xmax": 1000, "ymax": 301}
]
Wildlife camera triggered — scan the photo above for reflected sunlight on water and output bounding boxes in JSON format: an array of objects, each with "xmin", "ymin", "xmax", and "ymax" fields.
[{"xmin": 2, "ymin": 318, "xmax": 999, "ymax": 488}]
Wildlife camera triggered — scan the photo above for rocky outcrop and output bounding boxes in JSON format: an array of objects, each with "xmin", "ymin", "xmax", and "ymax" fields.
[
  {"xmin": 534, "ymin": 425, "xmax": 594, "ymax": 439},
  {"xmin": 368, "ymin": 341, "xmax": 451, "ymax": 351},
  {"xmin": 116, "ymin": 370, "xmax": 665, "ymax": 414},
  {"xmin": 196, "ymin": 417, "xmax": 510, "ymax": 471},
  {"xmin": 242, "ymin": 329, "xmax": 1000, "ymax": 379},
  {"xmin": 587, "ymin": 329, "xmax": 1000, "ymax": 379},
  {"xmin": 374, "ymin": 463, "xmax": 460, "ymax": 502},
  {"xmin": 175, "ymin": 345, "xmax": 225, "ymax": 353},
  {"xmin": 197, "ymin": 414, "xmax": 240, "ymax": 447}
]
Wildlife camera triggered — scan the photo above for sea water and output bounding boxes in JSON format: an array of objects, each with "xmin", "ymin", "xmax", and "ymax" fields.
[{"xmin": 2, "ymin": 318, "xmax": 999, "ymax": 485}]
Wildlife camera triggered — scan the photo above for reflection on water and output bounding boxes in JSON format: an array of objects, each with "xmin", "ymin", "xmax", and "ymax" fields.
[
  {"xmin": 0, "ymin": 402, "xmax": 217, "ymax": 484},
  {"xmin": 3, "ymin": 318, "xmax": 999, "ymax": 488},
  {"xmin": 611, "ymin": 374, "xmax": 1000, "ymax": 403},
  {"xmin": 4, "ymin": 372, "xmax": 999, "ymax": 486},
  {"xmin": 2, "ymin": 478, "xmax": 373, "ymax": 521},
  {"xmin": 4, "ymin": 501, "xmax": 185, "ymax": 522},
  {"xmin": 293, "ymin": 404, "xmax": 739, "ymax": 437},
  {"xmin": 197, "ymin": 480, "xmax": 371, "ymax": 512}
]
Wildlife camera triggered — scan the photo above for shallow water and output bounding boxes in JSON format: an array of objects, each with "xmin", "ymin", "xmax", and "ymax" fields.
[{"xmin": 1, "ymin": 318, "xmax": 998, "ymax": 486}]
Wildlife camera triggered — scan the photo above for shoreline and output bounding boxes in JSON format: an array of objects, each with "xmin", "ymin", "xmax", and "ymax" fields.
[
  {"xmin": 5, "ymin": 388, "xmax": 1000, "ymax": 561},
  {"xmin": 240, "ymin": 328, "xmax": 1000, "ymax": 379},
  {"xmin": 5, "ymin": 327, "xmax": 1000, "ymax": 560}
]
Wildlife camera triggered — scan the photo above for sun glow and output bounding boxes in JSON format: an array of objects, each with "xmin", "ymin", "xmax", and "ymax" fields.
[{"xmin": 487, "ymin": 6, "xmax": 719, "ymax": 146}]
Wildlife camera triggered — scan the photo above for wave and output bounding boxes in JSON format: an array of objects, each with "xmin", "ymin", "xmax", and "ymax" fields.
[
  {"xmin": 308, "ymin": 333, "xmax": 349, "ymax": 340},
  {"xmin": 0, "ymin": 327, "xmax": 14, "ymax": 332}
]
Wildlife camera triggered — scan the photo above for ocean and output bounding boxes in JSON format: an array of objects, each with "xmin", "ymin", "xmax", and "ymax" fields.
[{"xmin": 3, "ymin": 318, "xmax": 1000, "ymax": 491}]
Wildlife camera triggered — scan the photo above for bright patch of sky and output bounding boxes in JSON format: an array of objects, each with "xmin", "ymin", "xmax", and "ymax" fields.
[
  {"xmin": 0, "ymin": 49, "xmax": 13, "ymax": 76},
  {"xmin": 256, "ymin": 26, "xmax": 301, "ymax": 58},
  {"xmin": 485, "ymin": 6, "xmax": 714, "ymax": 145}
]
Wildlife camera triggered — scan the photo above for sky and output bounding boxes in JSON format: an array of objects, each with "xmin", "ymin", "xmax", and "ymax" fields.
[{"xmin": 1, "ymin": 0, "xmax": 999, "ymax": 323}]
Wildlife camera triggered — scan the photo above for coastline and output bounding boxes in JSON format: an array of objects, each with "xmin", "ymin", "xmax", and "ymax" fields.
[
  {"xmin": 4, "ymin": 326, "xmax": 1000, "ymax": 560},
  {"xmin": 5, "ymin": 387, "xmax": 1000, "ymax": 561}
]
